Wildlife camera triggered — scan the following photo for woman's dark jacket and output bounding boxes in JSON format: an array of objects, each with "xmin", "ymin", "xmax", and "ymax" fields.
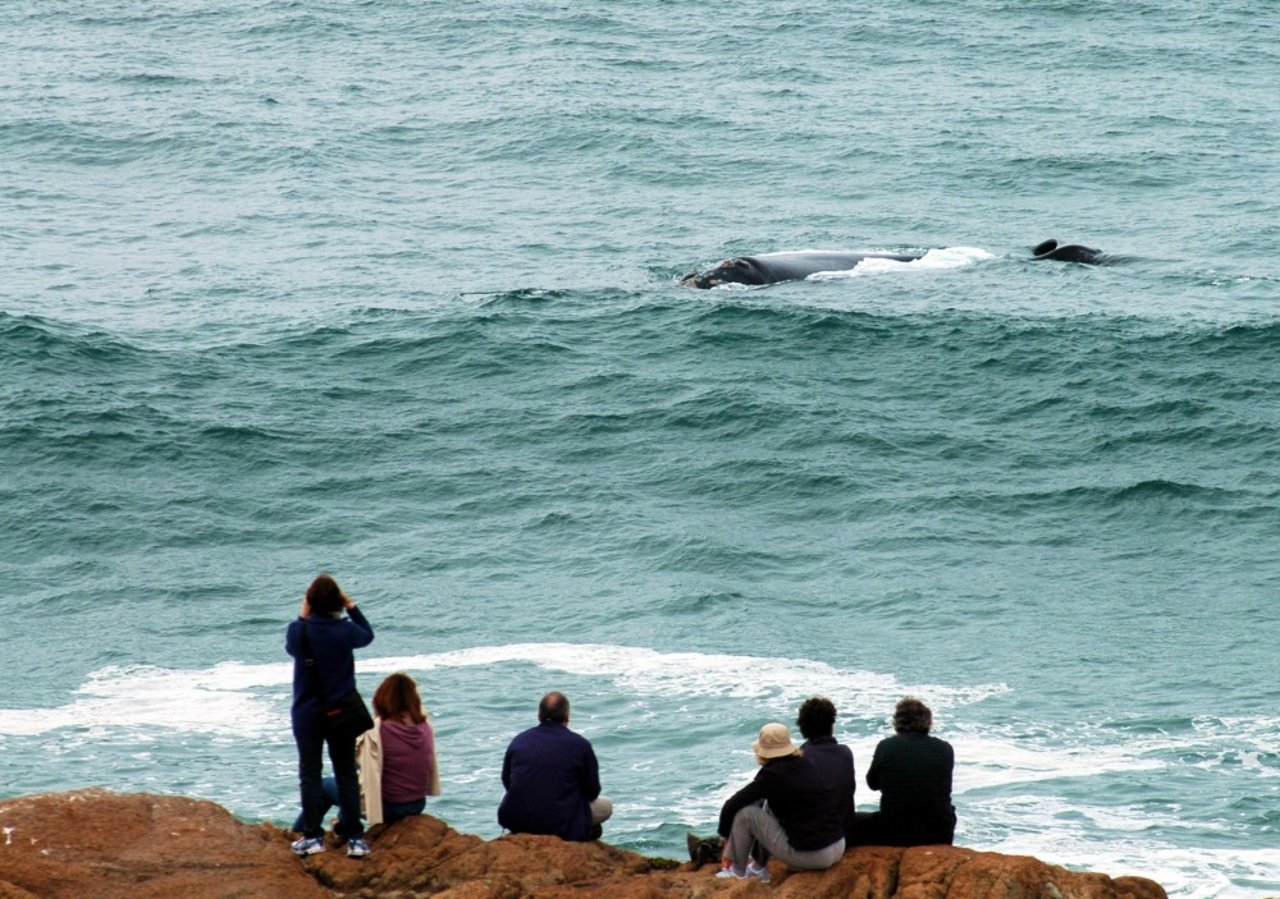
[
  {"xmin": 285, "ymin": 606, "xmax": 374, "ymax": 736},
  {"xmin": 717, "ymin": 753, "xmax": 843, "ymax": 851}
]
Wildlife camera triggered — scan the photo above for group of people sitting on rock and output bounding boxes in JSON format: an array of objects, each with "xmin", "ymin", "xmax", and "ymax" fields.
[
  {"xmin": 706, "ymin": 694, "xmax": 955, "ymax": 880},
  {"xmin": 285, "ymin": 574, "xmax": 956, "ymax": 876}
]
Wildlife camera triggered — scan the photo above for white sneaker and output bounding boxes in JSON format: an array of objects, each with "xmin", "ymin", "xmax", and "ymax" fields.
[
  {"xmin": 747, "ymin": 861, "xmax": 770, "ymax": 882},
  {"xmin": 290, "ymin": 835, "xmax": 325, "ymax": 856},
  {"xmin": 715, "ymin": 866, "xmax": 748, "ymax": 879}
]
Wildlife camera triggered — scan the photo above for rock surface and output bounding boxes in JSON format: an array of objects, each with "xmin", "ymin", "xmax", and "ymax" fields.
[{"xmin": 0, "ymin": 790, "xmax": 1168, "ymax": 899}]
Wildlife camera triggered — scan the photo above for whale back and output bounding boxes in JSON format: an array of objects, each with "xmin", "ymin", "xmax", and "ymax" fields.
[
  {"xmin": 748, "ymin": 251, "xmax": 922, "ymax": 282},
  {"xmin": 1032, "ymin": 239, "xmax": 1109, "ymax": 265}
]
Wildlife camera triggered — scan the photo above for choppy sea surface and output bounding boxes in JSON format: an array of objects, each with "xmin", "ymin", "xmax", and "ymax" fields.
[{"xmin": 2, "ymin": 2, "xmax": 1278, "ymax": 895}]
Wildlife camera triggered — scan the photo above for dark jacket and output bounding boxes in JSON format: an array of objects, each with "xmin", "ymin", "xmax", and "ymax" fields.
[
  {"xmin": 285, "ymin": 606, "xmax": 375, "ymax": 735},
  {"xmin": 865, "ymin": 731, "xmax": 955, "ymax": 845},
  {"xmin": 801, "ymin": 737, "xmax": 857, "ymax": 843},
  {"xmin": 498, "ymin": 721, "xmax": 602, "ymax": 842},
  {"xmin": 717, "ymin": 753, "xmax": 843, "ymax": 852}
]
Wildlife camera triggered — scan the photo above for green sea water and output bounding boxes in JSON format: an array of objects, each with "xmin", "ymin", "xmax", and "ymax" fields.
[{"xmin": 2, "ymin": 2, "xmax": 1278, "ymax": 895}]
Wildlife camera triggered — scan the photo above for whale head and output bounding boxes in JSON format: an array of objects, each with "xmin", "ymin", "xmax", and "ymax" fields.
[{"xmin": 678, "ymin": 257, "xmax": 769, "ymax": 288}]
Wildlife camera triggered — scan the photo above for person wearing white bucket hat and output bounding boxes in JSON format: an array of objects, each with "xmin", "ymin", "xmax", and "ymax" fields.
[{"xmin": 714, "ymin": 722, "xmax": 846, "ymax": 880}]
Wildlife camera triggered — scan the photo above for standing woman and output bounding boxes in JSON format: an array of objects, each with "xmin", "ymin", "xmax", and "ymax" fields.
[{"xmin": 286, "ymin": 574, "xmax": 375, "ymax": 857}]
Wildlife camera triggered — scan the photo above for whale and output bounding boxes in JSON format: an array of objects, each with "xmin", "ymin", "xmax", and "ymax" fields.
[
  {"xmin": 679, "ymin": 239, "xmax": 1109, "ymax": 288},
  {"xmin": 1030, "ymin": 238, "xmax": 1109, "ymax": 265}
]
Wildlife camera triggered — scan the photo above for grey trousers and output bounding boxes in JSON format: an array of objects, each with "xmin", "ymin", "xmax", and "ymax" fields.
[
  {"xmin": 590, "ymin": 795, "xmax": 613, "ymax": 825},
  {"xmin": 726, "ymin": 804, "xmax": 845, "ymax": 872}
]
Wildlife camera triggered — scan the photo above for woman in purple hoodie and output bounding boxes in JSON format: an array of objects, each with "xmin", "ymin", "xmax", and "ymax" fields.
[{"xmin": 362, "ymin": 672, "xmax": 440, "ymax": 825}]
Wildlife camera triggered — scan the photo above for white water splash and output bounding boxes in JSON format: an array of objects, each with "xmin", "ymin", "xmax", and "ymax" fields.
[{"xmin": 805, "ymin": 246, "xmax": 995, "ymax": 280}]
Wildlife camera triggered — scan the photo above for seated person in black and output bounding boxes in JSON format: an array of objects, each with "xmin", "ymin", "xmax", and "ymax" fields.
[
  {"xmin": 859, "ymin": 697, "xmax": 956, "ymax": 846},
  {"xmin": 715, "ymin": 722, "xmax": 845, "ymax": 880},
  {"xmin": 796, "ymin": 697, "xmax": 857, "ymax": 845}
]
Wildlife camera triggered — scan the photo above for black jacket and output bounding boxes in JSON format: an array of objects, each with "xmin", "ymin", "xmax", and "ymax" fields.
[
  {"xmin": 801, "ymin": 737, "xmax": 857, "ymax": 843},
  {"xmin": 718, "ymin": 753, "xmax": 843, "ymax": 851},
  {"xmin": 865, "ymin": 732, "xmax": 955, "ymax": 845}
]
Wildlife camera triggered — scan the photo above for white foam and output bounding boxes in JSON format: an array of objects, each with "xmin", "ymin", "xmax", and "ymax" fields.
[
  {"xmin": 0, "ymin": 662, "xmax": 284, "ymax": 737},
  {"xmin": 0, "ymin": 643, "xmax": 1006, "ymax": 738},
  {"xmin": 371, "ymin": 643, "xmax": 1007, "ymax": 714},
  {"xmin": 967, "ymin": 794, "xmax": 1191, "ymax": 838},
  {"xmin": 948, "ymin": 733, "xmax": 1166, "ymax": 793},
  {"xmin": 977, "ymin": 815, "xmax": 1277, "ymax": 899},
  {"xmin": 805, "ymin": 246, "xmax": 995, "ymax": 280}
]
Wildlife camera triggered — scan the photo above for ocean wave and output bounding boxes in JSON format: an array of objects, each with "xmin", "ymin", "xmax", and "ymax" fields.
[
  {"xmin": 0, "ymin": 643, "xmax": 1001, "ymax": 738},
  {"xmin": 0, "ymin": 118, "xmax": 219, "ymax": 168},
  {"xmin": 0, "ymin": 313, "xmax": 141, "ymax": 369}
]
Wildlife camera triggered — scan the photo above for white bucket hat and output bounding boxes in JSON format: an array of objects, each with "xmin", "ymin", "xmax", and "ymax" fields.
[{"xmin": 752, "ymin": 722, "xmax": 797, "ymax": 760}]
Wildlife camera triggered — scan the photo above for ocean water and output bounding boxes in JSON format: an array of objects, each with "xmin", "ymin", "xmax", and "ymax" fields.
[{"xmin": 1, "ymin": 2, "xmax": 1278, "ymax": 896}]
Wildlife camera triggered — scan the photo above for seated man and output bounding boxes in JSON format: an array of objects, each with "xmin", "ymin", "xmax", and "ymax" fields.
[
  {"xmin": 498, "ymin": 691, "xmax": 612, "ymax": 841},
  {"xmin": 796, "ymin": 697, "xmax": 857, "ymax": 845},
  {"xmin": 859, "ymin": 697, "xmax": 956, "ymax": 846}
]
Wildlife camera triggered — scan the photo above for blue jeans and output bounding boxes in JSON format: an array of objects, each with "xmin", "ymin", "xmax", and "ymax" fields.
[
  {"xmin": 294, "ymin": 725, "xmax": 362, "ymax": 840},
  {"xmin": 292, "ymin": 776, "xmax": 342, "ymax": 833},
  {"xmin": 292, "ymin": 776, "xmax": 426, "ymax": 831}
]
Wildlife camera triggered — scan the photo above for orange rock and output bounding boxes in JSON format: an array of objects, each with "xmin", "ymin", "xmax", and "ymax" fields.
[
  {"xmin": 0, "ymin": 790, "xmax": 1169, "ymax": 899},
  {"xmin": 0, "ymin": 789, "xmax": 327, "ymax": 899}
]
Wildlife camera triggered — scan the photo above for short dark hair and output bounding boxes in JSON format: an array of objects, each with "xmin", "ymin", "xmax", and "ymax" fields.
[
  {"xmin": 796, "ymin": 697, "xmax": 837, "ymax": 740},
  {"xmin": 306, "ymin": 574, "xmax": 344, "ymax": 615},
  {"xmin": 538, "ymin": 691, "xmax": 570, "ymax": 724},
  {"xmin": 893, "ymin": 697, "xmax": 932, "ymax": 734}
]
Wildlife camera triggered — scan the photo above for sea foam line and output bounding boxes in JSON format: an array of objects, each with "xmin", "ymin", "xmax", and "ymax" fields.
[{"xmin": 0, "ymin": 642, "xmax": 1005, "ymax": 737}]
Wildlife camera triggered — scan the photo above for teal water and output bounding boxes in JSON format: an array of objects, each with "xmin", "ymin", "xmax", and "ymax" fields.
[{"xmin": 2, "ymin": 2, "xmax": 1278, "ymax": 896}]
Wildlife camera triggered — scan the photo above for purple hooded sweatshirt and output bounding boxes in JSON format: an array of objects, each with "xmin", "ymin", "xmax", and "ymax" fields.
[{"xmin": 379, "ymin": 719, "xmax": 436, "ymax": 804}]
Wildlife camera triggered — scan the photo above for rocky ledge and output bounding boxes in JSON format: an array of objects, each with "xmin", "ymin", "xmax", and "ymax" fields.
[{"xmin": 0, "ymin": 789, "xmax": 1166, "ymax": 899}]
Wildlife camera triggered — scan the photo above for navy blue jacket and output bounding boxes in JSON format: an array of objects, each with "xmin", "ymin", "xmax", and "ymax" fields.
[
  {"xmin": 285, "ymin": 605, "xmax": 374, "ymax": 735},
  {"xmin": 498, "ymin": 721, "xmax": 602, "ymax": 842},
  {"xmin": 802, "ymin": 737, "xmax": 857, "ymax": 843}
]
